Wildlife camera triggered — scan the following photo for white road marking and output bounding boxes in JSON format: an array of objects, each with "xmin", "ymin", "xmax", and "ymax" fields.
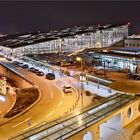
[
  {"xmin": 58, "ymin": 101, "xmax": 63, "ymax": 107},
  {"xmin": 24, "ymin": 123, "xmax": 37, "ymax": 131},
  {"xmin": 46, "ymin": 111, "xmax": 54, "ymax": 118},
  {"xmin": 51, "ymin": 92, "xmax": 53, "ymax": 98},
  {"xmin": 54, "ymin": 80, "xmax": 64, "ymax": 97},
  {"xmin": 12, "ymin": 117, "xmax": 32, "ymax": 128},
  {"xmin": 46, "ymin": 82, "xmax": 54, "ymax": 101}
]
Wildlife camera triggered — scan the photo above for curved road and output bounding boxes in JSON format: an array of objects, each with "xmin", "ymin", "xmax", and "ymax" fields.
[{"xmin": 0, "ymin": 59, "xmax": 79, "ymax": 140}]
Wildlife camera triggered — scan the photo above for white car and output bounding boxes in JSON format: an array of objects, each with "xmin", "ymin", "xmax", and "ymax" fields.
[{"xmin": 63, "ymin": 85, "xmax": 72, "ymax": 93}]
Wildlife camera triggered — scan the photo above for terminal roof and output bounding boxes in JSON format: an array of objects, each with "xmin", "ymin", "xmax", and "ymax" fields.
[{"xmin": 0, "ymin": 24, "xmax": 127, "ymax": 49}]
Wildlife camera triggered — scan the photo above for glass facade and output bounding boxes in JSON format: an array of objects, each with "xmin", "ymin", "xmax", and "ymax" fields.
[
  {"xmin": 0, "ymin": 25, "xmax": 128, "ymax": 57},
  {"xmin": 92, "ymin": 53, "xmax": 138, "ymax": 73}
]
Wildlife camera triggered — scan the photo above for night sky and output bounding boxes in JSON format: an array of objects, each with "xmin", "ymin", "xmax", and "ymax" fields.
[{"xmin": 0, "ymin": 1, "xmax": 140, "ymax": 35}]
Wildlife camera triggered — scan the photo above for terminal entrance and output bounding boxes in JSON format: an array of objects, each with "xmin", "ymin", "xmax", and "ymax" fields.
[{"xmin": 100, "ymin": 113, "xmax": 121, "ymax": 140}]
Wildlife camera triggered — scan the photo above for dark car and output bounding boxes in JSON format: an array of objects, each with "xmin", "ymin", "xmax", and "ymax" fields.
[
  {"xmin": 31, "ymin": 68, "xmax": 39, "ymax": 73},
  {"xmin": 18, "ymin": 62, "xmax": 24, "ymax": 67},
  {"xmin": 22, "ymin": 64, "xmax": 29, "ymax": 69},
  {"xmin": 46, "ymin": 73, "xmax": 55, "ymax": 80},
  {"xmin": 28, "ymin": 67, "xmax": 35, "ymax": 72},
  {"xmin": 34, "ymin": 69, "xmax": 40, "ymax": 73},
  {"xmin": 13, "ymin": 61, "xmax": 20, "ymax": 65},
  {"xmin": 36, "ymin": 71, "xmax": 44, "ymax": 76}
]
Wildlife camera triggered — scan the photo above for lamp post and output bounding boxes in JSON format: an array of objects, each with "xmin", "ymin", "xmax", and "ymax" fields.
[
  {"xmin": 76, "ymin": 57, "xmax": 83, "ymax": 71},
  {"xmin": 103, "ymin": 60, "xmax": 106, "ymax": 76},
  {"xmin": 76, "ymin": 57, "xmax": 86, "ymax": 107}
]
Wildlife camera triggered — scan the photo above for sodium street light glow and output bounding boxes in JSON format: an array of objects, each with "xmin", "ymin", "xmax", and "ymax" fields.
[{"xmin": 76, "ymin": 57, "xmax": 82, "ymax": 62}]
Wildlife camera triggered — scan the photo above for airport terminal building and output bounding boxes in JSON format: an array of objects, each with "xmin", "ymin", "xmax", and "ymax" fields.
[
  {"xmin": 88, "ymin": 33, "xmax": 140, "ymax": 73},
  {"xmin": 0, "ymin": 24, "xmax": 128, "ymax": 57}
]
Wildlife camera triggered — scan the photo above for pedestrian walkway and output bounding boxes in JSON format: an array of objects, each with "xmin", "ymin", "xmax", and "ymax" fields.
[
  {"xmin": 82, "ymin": 81, "xmax": 115, "ymax": 97},
  {"xmin": 67, "ymin": 76, "xmax": 115, "ymax": 97}
]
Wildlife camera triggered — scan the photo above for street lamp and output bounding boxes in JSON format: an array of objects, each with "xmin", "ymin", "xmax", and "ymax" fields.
[
  {"xmin": 76, "ymin": 57, "xmax": 86, "ymax": 107},
  {"xmin": 76, "ymin": 57, "xmax": 83, "ymax": 71}
]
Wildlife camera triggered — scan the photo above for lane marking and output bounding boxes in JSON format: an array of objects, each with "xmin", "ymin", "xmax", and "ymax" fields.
[
  {"xmin": 24, "ymin": 123, "xmax": 37, "ymax": 131},
  {"xmin": 46, "ymin": 111, "xmax": 54, "ymax": 118},
  {"xmin": 12, "ymin": 117, "xmax": 32, "ymax": 128},
  {"xmin": 58, "ymin": 101, "xmax": 63, "ymax": 107},
  {"xmin": 51, "ymin": 92, "xmax": 53, "ymax": 98},
  {"xmin": 53, "ymin": 80, "xmax": 64, "ymax": 97}
]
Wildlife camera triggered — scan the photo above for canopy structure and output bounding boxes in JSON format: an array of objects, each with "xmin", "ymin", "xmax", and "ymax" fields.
[{"xmin": 109, "ymin": 80, "xmax": 140, "ymax": 94}]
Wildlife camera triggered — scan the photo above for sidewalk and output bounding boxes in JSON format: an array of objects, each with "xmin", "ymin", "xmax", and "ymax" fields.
[
  {"xmin": 73, "ymin": 80, "xmax": 115, "ymax": 97},
  {"xmin": 20, "ymin": 59, "xmax": 115, "ymax": 98}
]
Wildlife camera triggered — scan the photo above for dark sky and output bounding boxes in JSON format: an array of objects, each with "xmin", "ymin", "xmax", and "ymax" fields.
[{"xmin": 0, "ymin": 1, "xmax": 140, "ymax": 35}]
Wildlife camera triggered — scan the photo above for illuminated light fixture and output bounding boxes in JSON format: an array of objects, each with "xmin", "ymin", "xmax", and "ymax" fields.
[
  {"xmin": 103, "ymin": 49, "xmax": 107, "ymax": 52},
  {"xmin": 78, "ymin": 120, "xmax": 83, "ymax": 124},
  {"xmin": 128, "ymin": 21, "xmax": 131, "ymax": 26},
  {"xmin": 133, "ymin": 57, "xmax": 136, "ymax": 60},
  {"xmin": 76, "ymin": 57, "xmax": 82, "ymax": 62}
]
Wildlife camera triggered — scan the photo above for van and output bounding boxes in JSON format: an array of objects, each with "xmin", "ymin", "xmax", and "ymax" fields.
[{"xmin": 63, "ymin": 85, "xmax": 71, "ymax": 93}]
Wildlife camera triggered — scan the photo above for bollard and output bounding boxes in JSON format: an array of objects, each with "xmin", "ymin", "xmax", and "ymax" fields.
[{"xmin": 97, "ymin": 81, "xmax": 100, "ymax": 89}]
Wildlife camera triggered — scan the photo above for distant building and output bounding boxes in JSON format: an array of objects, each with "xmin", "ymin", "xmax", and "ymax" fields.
[
  {"xmin": 88, "ymin": 33, "xmax": 140, "ymax": 73},
  {"xmin": 125, "ymin": 33, "xmax": 140, "ymax": 48},
  {"xmin": 0, "ymin": 24, "xmax": 128, "ymax": 57}
]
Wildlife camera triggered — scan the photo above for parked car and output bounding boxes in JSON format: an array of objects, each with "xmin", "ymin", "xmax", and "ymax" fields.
[
  {"xmin": 28, "ymin": 67, "xmax": 35, "ymax": 72},
  {"xmin": 32, "ymin": 69, "xmax": 39, "ymax": 73},
  {"xmin": 63, "ymin": 85, "xmax": 72, "ymax": 93},
  {"xmin": 18, "ymin": 62, "xmax": 24, "ymax": 67},
  {"xmin": 22, "ymin": 64, "xmax": 29, "ymax": 69},
  {"xmin": 13, "ymin": 61, "xmax": 20, "ymax": 65},
  {"xmin": 45, "ymin": 73, "xmax": 55, "ymax": 80},
  {"xmin": 36, "ymin": 71, "xmax": 44, "ymax": 76}
]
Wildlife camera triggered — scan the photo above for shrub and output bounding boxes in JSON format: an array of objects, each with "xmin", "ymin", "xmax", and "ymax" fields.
[
  {"xmin": 85, "ymin": 90, "xmax": 91, "ymax": 96},
  {"xmin": 65, "ymin": 70, "xmax": 70, "ymax": 76},
  {"xmin": 120, "ymin": 68, "xmax": 130, "ymax": 73}
]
